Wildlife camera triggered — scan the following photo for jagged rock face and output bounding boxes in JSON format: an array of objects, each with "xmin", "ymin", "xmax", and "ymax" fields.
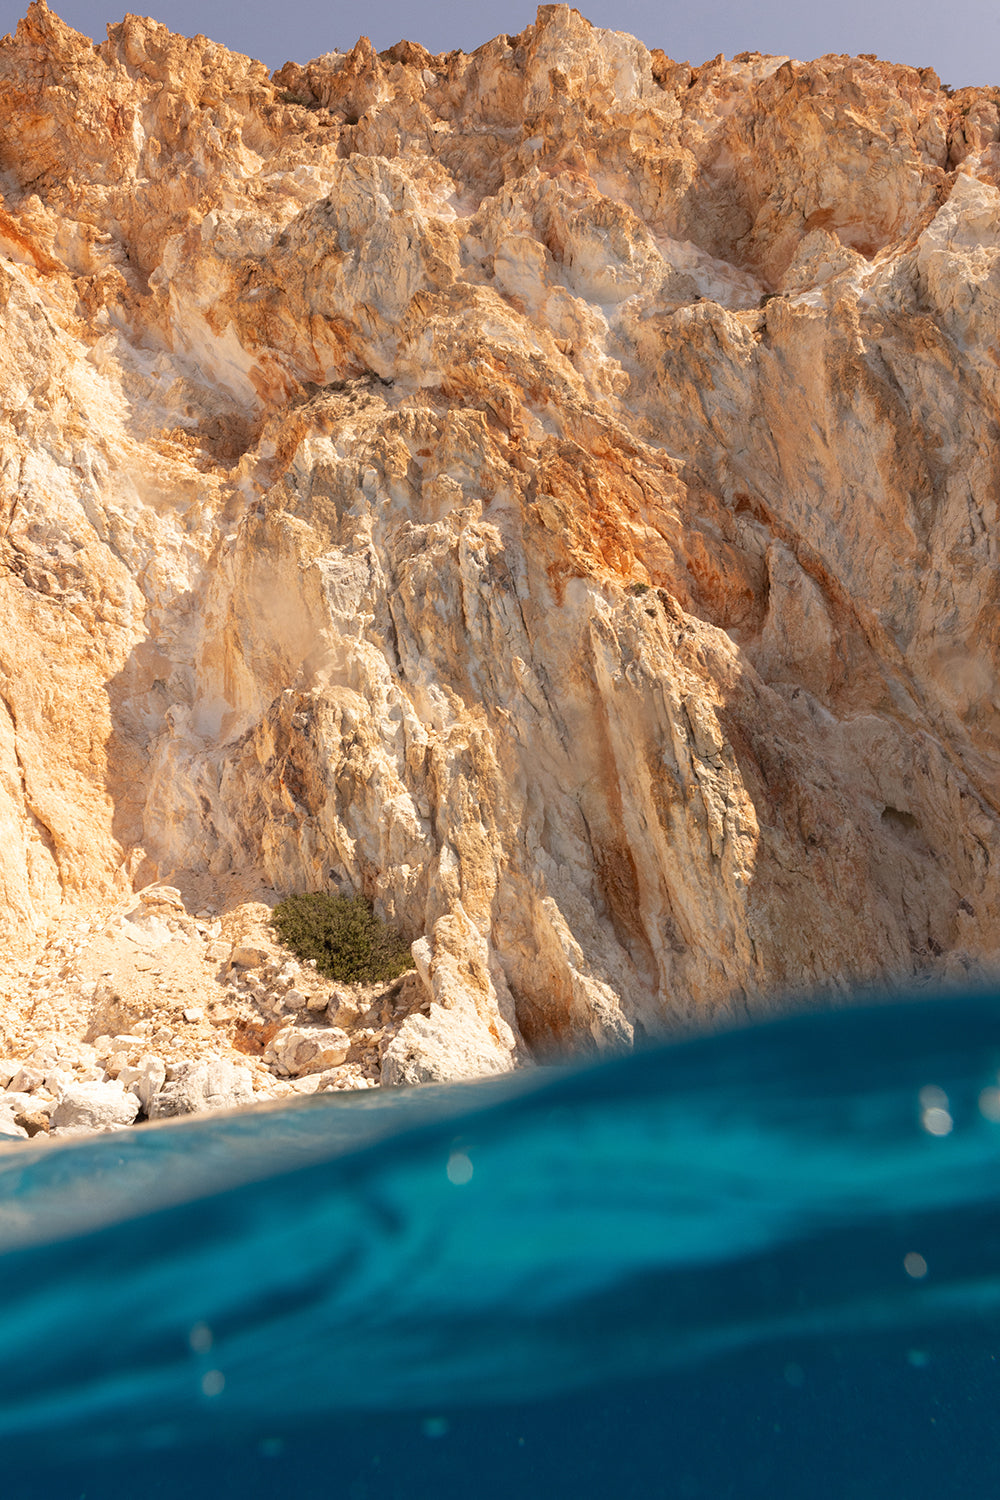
[{"xmin": 1, "ymin": 1, "xmax": 998, "ymax": 1081}]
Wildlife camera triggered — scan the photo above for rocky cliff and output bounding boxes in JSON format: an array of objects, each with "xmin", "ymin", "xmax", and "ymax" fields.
[{"xmin": 0, "ymin": 1, "xmax": 998, "ymax": 1124}]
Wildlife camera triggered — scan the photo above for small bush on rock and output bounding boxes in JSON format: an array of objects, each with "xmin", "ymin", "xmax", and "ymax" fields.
[{"xmin": 270, "ymin": 892, "xmax": 415, "ymax": 984}]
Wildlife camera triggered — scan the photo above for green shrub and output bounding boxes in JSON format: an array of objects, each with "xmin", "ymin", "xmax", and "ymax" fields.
[{"xmin": 270, "ymin": 891, "xmax": 415, "ymax": 984}]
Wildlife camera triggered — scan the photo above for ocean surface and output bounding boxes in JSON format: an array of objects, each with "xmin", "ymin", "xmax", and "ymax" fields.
[{"xmin": 3, "ymin": 987, "xmax": 1000, "ymax": 1497}]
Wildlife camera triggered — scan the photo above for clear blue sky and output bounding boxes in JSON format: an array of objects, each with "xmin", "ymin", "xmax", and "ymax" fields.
[{"xmin": 12, "ymin": 0, "xmax": 1000, "ymax": 89}]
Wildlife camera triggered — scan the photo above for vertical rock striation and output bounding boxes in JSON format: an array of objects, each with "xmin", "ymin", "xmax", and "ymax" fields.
[{"xmin": 0, "ymin": 2, "xmax": 998, "ymax": 1084}]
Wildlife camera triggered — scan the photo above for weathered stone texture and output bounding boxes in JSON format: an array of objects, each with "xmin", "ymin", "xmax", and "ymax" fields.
[{"xmin": 0, "ymin": 2, "xmax": 998, "ymax": 1097}]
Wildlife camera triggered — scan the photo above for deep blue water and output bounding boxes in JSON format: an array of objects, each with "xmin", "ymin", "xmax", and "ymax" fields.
[{"xmin": 3, "ymin": 989, "xmax": 1000, "ymax": 1496}]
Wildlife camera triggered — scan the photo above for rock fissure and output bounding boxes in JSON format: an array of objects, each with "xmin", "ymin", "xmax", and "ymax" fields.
[{"xmin": 0, "ymin": 687, "xmax": 59, "ymax": 862}]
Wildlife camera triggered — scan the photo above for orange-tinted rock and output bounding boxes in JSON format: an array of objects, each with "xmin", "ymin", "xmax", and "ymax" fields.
[{"xmin": 0, "ymin": 3, "xmax": 998, "ymax": 1082}]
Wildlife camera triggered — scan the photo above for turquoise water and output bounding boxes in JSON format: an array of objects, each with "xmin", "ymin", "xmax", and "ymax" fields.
[{"xmin": 3, "ymin": 989, "xmax": 1000, "ymax": 1496}]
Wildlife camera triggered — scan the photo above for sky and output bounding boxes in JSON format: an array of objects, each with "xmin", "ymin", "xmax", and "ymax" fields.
[{"xmin": 8, "ymin": 0, "xmax": 1000, "ymax": 89}]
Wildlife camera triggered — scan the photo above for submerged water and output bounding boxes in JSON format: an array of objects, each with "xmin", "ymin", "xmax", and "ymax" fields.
[{"xmin": 3, "ymin": 989, "xmax": 1000, "ymax": 1497}]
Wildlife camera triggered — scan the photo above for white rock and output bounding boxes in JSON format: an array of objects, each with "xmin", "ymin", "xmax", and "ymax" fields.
[
  {"xmin": 283, "ymin": 988, "xmax": 308, "ymax": 1010},
  {"xmin": 9, "ymin": 1066, "xmax": 46, "ymax": 1094},
  {"xmin": 381, "ymin": 1003, "xmax": 514, "ymax": 1086},
  {"xmin": 119, "ymin": 913, "xmax": 175, "ymax": 949},
  {"xmin": 147, "ymin": 1059, "xmax": 255, "ymax": 1119},
  {"xmin": 140, "ymin": 885, "xmax": 184, "ymax": 907},
  {"xmin": 1, "ymin": 1091, "xmax": 52, "ymax": 1115},
  {"xmin": 0, "ymin": 1115, "xmax": 28, "ymax": 1140},
  {"xmin": 315, "ymin": 1066, "xmax": 349, "ymax": 1088},
  {"xmin": 0, "ymin": 1060, "xmax": 16, "ymax": 1088},
  {"xmin": 265, "ymin": 1025, "xmax": 351, "ymax": 1076},
  {"xmin": 182, "ymin": 1007, "xmax": 204, "ymax": 1022},
  {"xmin": 264, "ymin": 1079, "xmax": 298, "ymax": 1098},
  {"xmin": 2, "ymin": 22, "xmax": 995, "ymax": 1090},
  {"xmin": 117, "ymin": 1053, "xmax": 167, "ymax": 1112},
  {"xmin": 50, "ymin": 1083, "xmax": 141, "ymax": 1131},
  {"xmin": 27, "ymin": 1046, "xmax": 60, "ymax": 1067}
]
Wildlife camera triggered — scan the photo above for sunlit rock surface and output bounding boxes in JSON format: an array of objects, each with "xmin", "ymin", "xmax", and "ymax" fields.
[{"xmin": 0, "ymin": 1, "xmax": 998, "ymax": 1102}]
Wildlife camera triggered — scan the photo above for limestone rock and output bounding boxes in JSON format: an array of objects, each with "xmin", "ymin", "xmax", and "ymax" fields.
[
  {"xmin": 146, "ymin": 1059, "xmax": 255, "ymax": 1118},
  {"xmin": 0, "ymin": 1091, "xmax": 53, "ymax": 1118},
  {"xmin": 265, "ymin": 1025, "xmax": 351, "ymax": 1076},
  {"xmin": 8, "ymin": 1066, "xmax": 47, "ymax": 1095},
  {"xmin": 50, "ymin": 1082, "xmax": 141, "ymax": 1131},
  {"xmin": 327, "ymin": 991, "xmax": 363, "ymax": 1029},
  {"xmin": 230, "ymin": 945, "xmax": 267, "ymax": 969},
  {"xmin": 117, "ymin": 1053, "xmax": 167, "ymax": 1112},
  {"xmin": 0, "ymin": 3, "xmax": 998, "ymax": 1100},
  {"xmin": 381, "ymin": 1004, "xmax": 518, "ymax": 1087}
]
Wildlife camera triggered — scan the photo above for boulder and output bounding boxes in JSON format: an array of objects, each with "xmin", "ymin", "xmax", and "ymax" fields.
[
  {"xmin": 230, "ymin": 945, "xmax": 268, "ymax": 969},
  {"xmin": 147, "ymin": 1059, "xmax": 255, "ymax": 1119},
  {"xmin": 8, "ymin": 1065, "xmax": 46, "ymax": 1094},
  {"xmin": 117, "ymin": 1053, "xmax": 167, "ymax": 1112},
  {"xmin": 0, "ymin": 1114, "xmax": 28, "ymax": 1141},
  {"xmin": 265, "ymin": 1025, "xmax": 350, "ymax": 1076},
  {"xmin": 139, "ymin": 885, "xmax": 184, "ymax": 908},
  {"xmin": 381, "ymin": 1004, "xmax": 515, "ymax": 1087},
  {"xmin": 118, "ymin": 910, "xmax": 175, "ymax": 949},
  {"xmin": 25, "ymin": 1046, "xmax": 60, "ymax": 1069},
  {"xmin": 326, "ymin": 989, "xmax": 363, "ymax": 1028},
  {"xmin": 50, "ymin": 1082, "xmax": 141, "ymax": 1131},
  {"xmin": 288, "ymin": 1074, "xmax": 324, "ymax": 1094}
]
